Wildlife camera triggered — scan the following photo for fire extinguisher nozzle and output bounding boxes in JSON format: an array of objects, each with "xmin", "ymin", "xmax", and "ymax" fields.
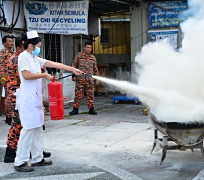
[{"xmin": 83, "ymin": 73, "xmax": 92, "ymax": 77}]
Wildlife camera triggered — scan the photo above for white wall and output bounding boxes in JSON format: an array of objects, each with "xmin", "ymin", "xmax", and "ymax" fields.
[{"xmin": 130, "ymin": 5, "xmax": 149, "ymax": 83}]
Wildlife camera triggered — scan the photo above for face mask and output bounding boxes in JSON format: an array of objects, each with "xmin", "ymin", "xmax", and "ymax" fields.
[{"xmin": 32, "ymin": 47, "xmax": 40, "ymax": 56}]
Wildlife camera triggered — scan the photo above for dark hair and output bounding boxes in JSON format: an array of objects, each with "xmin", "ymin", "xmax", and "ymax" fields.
[
  {"xmin": 23, "ymin": 35, "xmax": 41, "ymax": 49},
  {"xmin": 84, "ymin": 42, "xmax": 92, "ymax": 47},
  {"xmin": 2, "ymin": 35, "xmax": 13, "ymax": 44},
  {"xmin": 15, "ymin": 37, "xmax": 23, "ymax": 48},
  {"xmin": 21, "ymin": 33, "xmax": 27, "ymax": 42}
]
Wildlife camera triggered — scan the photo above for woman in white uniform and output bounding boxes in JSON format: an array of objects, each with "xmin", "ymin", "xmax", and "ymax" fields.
[{"xmin": 14, "ymin": 31, "xmax": 82, "ymax": 172}]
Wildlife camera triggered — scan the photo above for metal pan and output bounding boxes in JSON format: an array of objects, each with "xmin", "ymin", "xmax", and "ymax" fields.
[{"xmin": 149, "ymin": 113, "xmax": 204, "ymax": 146}]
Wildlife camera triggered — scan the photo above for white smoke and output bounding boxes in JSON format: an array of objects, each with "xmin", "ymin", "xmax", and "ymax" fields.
[{"xmin": 134, "ymin": 0, "xmax": 204, "ymax": 123}]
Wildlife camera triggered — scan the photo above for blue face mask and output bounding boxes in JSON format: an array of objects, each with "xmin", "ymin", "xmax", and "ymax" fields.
[{"xmin": 32, "ymin": 47, "xmax": 40, "ymax": 56}]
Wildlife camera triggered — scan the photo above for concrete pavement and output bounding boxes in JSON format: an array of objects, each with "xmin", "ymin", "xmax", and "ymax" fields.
[{"xmin": 0, "ymin": 95, "xmax": 204, "ymax": 180}]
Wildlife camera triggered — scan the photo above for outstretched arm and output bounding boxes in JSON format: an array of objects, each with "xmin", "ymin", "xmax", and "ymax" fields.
[{"xmin": 44, "ymin": 60, "xmax": 82, "ymax": 75}]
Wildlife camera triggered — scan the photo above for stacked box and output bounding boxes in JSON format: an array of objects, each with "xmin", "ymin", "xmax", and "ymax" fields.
[{"xmin": 96, "ymin": 67, "xmax": 109, "ymax": 93}]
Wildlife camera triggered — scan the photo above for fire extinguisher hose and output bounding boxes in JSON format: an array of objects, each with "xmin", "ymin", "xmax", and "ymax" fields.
[
  {"xmin": 57, "ymin": 74, "xmax": 72, "ymax": 80},
  {"xmin": 56, "ymin": 73, "xmax": 93, "ymax": 81}
]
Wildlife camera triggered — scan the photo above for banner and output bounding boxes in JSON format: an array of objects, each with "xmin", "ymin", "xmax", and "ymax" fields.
[
  {"xmin": 148, "ymin": 1, "xmax": 188, "ymax": 28},
  {"xmin": 148, "ymin": 30, "xmax": 178, "ymax": 50},
  {"xmin": 24, "ymin": 1, "xmax": 89, "ymax": 35}
]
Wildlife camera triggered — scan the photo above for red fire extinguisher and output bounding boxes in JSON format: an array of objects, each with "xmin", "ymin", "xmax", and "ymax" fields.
[{"xmin": 47, "ymin": 77, "xmax": 67, "ymax": 120}]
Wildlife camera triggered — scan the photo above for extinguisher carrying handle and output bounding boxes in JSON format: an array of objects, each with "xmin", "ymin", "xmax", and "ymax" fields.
[
  {"xmin": 52, "ymin": 76, "xmax": 56, "ymax": 82},
  {"xmin": 49, "ymin": 97, "xmax": 67, "ymax": 102}
]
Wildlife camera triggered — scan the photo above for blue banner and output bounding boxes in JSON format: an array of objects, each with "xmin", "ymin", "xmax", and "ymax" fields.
[{"xmin": 148, "ymin": 1, "xmax": 188, "ymax": 28}]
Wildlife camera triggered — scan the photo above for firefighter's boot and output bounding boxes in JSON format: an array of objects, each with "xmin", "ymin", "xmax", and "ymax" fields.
[{"xmin": 69, "ymin": 108, "xmax": 78, "ymax": 115}]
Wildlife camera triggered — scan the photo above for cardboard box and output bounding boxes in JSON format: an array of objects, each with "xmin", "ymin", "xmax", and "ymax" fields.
[
  {"xmin": 98, "ymin": 67, "xmax": 108, "ymax": 77},
  {"xmin": 94, "ymin": 84, "xmax": 98, "ymax": 92},
  {"xmin": 98, "ymin": 84, "xmax": 108, "ymax": 93},
  {"xmin": 96, "ymin": 66, "xmax": 109, "ymax": 93}
]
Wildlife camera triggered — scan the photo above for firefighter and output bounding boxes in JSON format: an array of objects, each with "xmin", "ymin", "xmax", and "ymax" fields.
[
  {"xmin": 69, "ymin": 42, "xmax": 99, "ymax": 115},
  {"xmin": 0, "ymin": 35, "xmax": 14, "ymax": 125}
]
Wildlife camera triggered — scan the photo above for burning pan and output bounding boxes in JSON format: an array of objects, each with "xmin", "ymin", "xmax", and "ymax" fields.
[{"xmin": 149, "ymin": 113, "xmax": 204, "ymax": 146}]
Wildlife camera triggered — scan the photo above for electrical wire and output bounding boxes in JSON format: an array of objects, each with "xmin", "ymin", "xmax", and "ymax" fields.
[
  {"xmin": 0, "ymin": 0, "xmax": 21, "ymax": 32},
  {"xmin": 47, "ymin": 0, "xmax": 63, "ymax": 34},
  {"xmin": 11, "ymin": 0, "xmax": 16, "ymax": 27},
  {"xmin": 0, "ymin": 6, "xmax": 6, "ymax": 25},
  {"xmin": 131, "ymin": 29, "xmax": 148, "ymax": 41}
]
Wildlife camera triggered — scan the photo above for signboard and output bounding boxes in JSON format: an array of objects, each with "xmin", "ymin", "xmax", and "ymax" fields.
[
  {"xmin": 148, "ymin": 1, "xmax": 188, "ymax": 28},
  {"xmin": 148, "ymin": 30, "xmax": 178, "ymax": 50},
  {"xmin": 24, "ymin": 1, "xmax": 89, "ymax": 35}
]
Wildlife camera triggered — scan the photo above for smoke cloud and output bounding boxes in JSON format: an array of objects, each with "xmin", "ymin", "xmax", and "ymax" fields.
[
  {"xmin": 135, "ymin": 0, "xmax": 204, "ymax": 123},
  {"xmin": 94, "ymin": 0, "xmax": 204, "ymax": 123}
]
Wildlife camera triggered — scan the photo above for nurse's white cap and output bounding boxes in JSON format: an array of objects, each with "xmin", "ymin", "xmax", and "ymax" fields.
[{"xmin": 27, "ymin": 31, "xmax": 39, "ymax": 39}]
